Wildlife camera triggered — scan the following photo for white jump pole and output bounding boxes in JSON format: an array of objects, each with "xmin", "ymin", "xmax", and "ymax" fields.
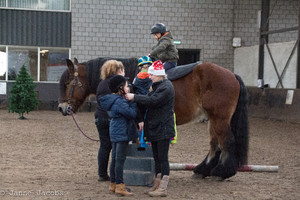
[{"xmin": 169, "ymin": 163, "xmax": 279, "ymax": 172}]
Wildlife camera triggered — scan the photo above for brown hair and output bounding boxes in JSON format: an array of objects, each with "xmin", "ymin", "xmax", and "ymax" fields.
[{"xmin": 100, "ymin": 60, "xmax": 124, "ymax": 80}]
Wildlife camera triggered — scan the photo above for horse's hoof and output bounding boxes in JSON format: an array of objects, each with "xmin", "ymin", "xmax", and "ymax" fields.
[
  {"xmin": 210, "ymin": 176, "xmax": 225, "ymax": 181},
  {"xmin": 191, "ymin": 173, "xmax": 205, "ymax": 179},
  {"xmin": 210, "ymin": 163, "xmax": 237, "ymax": 179}
]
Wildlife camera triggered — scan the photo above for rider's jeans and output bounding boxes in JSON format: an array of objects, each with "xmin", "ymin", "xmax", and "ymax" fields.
[
  {"xmin": 110, "ymin": 141, "xmax": 129, "ymax": 184},
  {"xmin": 163, "ymin": 62, "xmax": 177, "ymax": 71}
]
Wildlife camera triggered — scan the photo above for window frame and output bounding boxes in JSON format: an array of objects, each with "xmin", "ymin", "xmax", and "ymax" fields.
[
  {"xmin": 0, "ymin": 0, "xmax": 71, "ymax": 12},
  {"xmin": 0, "ymin": 45, "xmax": 70, "ymax": 83}
]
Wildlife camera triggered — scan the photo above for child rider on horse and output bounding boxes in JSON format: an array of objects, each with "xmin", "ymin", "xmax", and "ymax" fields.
[
  {"xmin": 149, "ymin": 23, "xmax": 179, "ymax": 71},
  {"xmin": 100, "ymin": 75, "xmax": 139, "ymax": 196}
]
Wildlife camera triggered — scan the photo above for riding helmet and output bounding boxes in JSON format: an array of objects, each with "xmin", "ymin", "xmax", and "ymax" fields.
[
  {"xmin": 109, "ymin": 75, "xmax": 127, "ymax": 93},
  {"xmin": 150, "ymin": 23, "xmax": 167, "ymax": 34},
  {"xmin": 138, "ymin": 56, "xmax": 153, "ymax": 66}
]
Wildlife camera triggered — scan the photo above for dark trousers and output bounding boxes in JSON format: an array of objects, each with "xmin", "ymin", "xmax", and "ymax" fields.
[
  {"xmin": 95, "ymin": 118, "xmax": 112, "ymax": 177},
  {"xmin": 163, "ymin": 61, "xmax": 177, "ymax": 71},
  {"xmin": 151, "ymin": 139, "xmax": 170, "ymax": 177},
  {"xmin": 110, "ymin": 141, "xmax": 129, "ymax": 184}
]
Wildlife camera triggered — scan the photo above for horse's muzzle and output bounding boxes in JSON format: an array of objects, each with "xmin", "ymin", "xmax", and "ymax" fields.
[
  {"xmin": 66, "ymin": 104, "xmax": 73, "ymax": 115},
  {"xmin": 58, "ymin": 103, "xmax": 72, "ymax": 116}
]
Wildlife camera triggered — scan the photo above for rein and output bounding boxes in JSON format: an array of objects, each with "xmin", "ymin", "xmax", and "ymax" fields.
[
  {"xmin": 71, "ymin": 113, "xmax": 100, "ymax": 142},
  {"xmin": 63, "ymin": 70, "xmax": 88, "ymax": 108},
  {"xmin": 67, "ymin": 70, "xmax": 99, "ymax": 142}
]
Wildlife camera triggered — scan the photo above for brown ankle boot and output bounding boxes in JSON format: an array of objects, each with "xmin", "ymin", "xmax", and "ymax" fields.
[
  {"xmin": 115, "ymin": 183, "xmax": 133, "ymax": 196},
  {"xmin": 109, "ymin": 182, "xmax": 116, "ymax": 193},
  {"xmin": 149, "ymin": 175, "xmax": 169, "ymax": 197},
  {"xmin": 144, "ymin": 173, "xmax": 161, "ymax": 194}
]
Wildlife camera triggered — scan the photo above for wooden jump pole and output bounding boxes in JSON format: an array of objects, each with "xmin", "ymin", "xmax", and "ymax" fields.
[{"xmin": 169, "ymin": 163, "xmax": 279, "ymax": 172}]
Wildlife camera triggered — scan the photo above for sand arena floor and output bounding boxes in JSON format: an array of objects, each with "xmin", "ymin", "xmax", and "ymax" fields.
[{"xmin": 0, "ymin": 110, "xmax": 299, "ymax": 200}]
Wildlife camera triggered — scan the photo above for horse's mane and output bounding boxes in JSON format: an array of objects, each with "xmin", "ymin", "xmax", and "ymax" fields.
[
  {"xmin": 85, "ymin": 57, "xmax": 139, "ymax": 94},
  {"xmin": 59, "ymin": 57, "xmax": 139, "ymax": 98}
]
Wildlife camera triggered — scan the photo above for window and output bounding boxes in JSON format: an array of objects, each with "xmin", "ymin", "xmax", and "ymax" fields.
[
  {"xmin": 40, "ymin": 48, "xmax": 69, "ymax": 81},
  {"xmin": 0, "ymin": 47, "xmax": 6, "ymax": 80},
  {"xmin": 42, "ymin": 0, "xmax": 70, "ymax": 11},
  {"xmin": 0, "ymin": 0, "xmax": 5, "ymax": 7},
  {"xmin": 8, "ymin": 47, "xmax": 38, "ymax": 81},
  {"xmin": 8, "ymin": 0, "xmax": 39, "ymax": 9},
  {"xmin": 1, "ymin": 0, "xmax": 70, "ymax": 11},
  {"xmin": 3, "ymin": 46, "xmax": 69, "ymax": 82}
]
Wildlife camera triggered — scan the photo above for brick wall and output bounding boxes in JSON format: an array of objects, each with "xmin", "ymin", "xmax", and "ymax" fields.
[
  {"xmin": 233, "ymin": 0, "xmax": 299, "ymax": 46},
  {"xmin": 71, "ymin": 0, "xmax": 299, "ymax": 71}
]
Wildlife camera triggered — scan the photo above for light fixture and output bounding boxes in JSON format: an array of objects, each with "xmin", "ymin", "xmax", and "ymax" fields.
[{"xmin": 40, "ymin": 50, "xmax": 49, "ymax": 54}]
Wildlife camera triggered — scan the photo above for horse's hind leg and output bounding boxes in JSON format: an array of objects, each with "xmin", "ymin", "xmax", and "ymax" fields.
[
  {"xmin": 193, "ymin": 122, "xmax": 220, "ymax": 178},
  {"xmin": 210, "ymin": 120, "xmax": 238, "ymax": 179}
]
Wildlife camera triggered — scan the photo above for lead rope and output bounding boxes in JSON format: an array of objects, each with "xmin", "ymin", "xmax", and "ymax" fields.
[{"xmin": 71, "ymin": 113, "xmax": 100, "ymax": 142}]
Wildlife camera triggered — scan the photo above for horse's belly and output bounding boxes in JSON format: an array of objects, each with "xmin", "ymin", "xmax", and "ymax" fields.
[{"xmin": 175, "ymin": 104, "xmax": 206, "ymax": 125}]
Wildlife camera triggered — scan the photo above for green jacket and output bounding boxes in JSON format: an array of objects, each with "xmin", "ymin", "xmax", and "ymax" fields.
[{"xmin": 150, "ymin": 31, "xmax": 179, "ymax": 63}]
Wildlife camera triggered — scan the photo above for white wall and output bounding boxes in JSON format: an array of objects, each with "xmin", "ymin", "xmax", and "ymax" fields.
[{"xmin": 234, "ymin": 41, "xmax": 298, "ymax": 89}]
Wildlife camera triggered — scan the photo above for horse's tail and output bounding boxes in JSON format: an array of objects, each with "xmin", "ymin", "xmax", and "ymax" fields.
[{"xmin": 231, "ymin": 74, "xmax": 249, "ymax": 166}]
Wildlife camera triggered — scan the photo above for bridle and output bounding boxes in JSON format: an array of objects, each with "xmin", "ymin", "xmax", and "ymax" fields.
[
  {"xmin": 61, "ymin": 69, "xmax": 88, "ymax": 115},
  {"xmin": 59, "ymin": 68, "xmax": 98, "ymax": 142}
]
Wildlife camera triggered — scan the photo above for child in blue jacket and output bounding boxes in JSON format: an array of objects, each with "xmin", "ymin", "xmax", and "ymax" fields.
[
  {"xmin": 100, "ymin": 75, "xmax": 138, "ymax": 196},
  {"xmin": 133, "ymin": 56, "xmax": 153, "ymax": 95}
]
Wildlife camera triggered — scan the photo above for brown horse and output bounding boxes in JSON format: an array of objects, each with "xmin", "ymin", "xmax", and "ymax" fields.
[{"xmin": 58, "ymin": 57, "xmax": 249, "ymax": 180}]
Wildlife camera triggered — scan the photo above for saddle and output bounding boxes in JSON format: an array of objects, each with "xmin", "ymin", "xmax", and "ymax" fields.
[{"xmin": 166, "ymin": 61, "xmax": 202, "ymax": 81}]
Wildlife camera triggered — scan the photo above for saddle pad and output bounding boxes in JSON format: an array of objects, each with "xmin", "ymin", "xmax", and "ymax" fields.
[{"xmin": 167, "ymin": 61, "xmax": 202, "ymax": 81}]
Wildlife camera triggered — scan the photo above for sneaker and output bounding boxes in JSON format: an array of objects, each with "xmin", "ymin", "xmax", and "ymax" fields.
[{"xmin": 98, "ymin": 175, "xmax": 110, "ymax": 181}]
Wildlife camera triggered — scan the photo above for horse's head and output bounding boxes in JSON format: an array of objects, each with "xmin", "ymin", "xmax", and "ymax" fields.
[{"xmin": 58, "ymin": 58, "xmax": 89, "ymax": 116}]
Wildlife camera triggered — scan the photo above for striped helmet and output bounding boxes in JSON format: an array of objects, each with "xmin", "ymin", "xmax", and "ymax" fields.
[{"xmin": 138, "ymin": 56, "xmax": 153, "ymax": 66}]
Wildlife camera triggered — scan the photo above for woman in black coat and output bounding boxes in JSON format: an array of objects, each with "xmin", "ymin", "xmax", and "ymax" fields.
[
  {"xmin": 94, "ymin": 60, "xmax": 125, "ymax": 181},
  {"xmin": 126, "ymin": 60, "xmax": 175, "ymax": 197}
]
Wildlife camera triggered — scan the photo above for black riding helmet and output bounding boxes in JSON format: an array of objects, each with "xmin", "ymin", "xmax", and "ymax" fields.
[
  {"xmin": 109, "ymin": 75, "xmax": 127, "ymax": 94},
  {"xmin": 150, "ymin": 23, "xmax": 167, "ymax": 35}
]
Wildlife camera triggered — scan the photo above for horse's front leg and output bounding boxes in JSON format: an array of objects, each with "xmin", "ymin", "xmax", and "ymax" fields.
[{"xmin": 193, "ymin": 121, "xmax": 220, "ymax": 178}]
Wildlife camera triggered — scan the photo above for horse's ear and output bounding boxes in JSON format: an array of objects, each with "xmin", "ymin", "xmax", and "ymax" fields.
[
  {"xmin": 74, "ymin": 57, "xmax": 79, "ymax": 65},
  {"xmin": 66, "ymin": 59, "xmax": 74, "ymax": 74}
]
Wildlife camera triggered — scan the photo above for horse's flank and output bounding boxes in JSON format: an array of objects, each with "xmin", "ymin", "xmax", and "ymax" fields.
[{"xmin": 172, "ymin": 62, "xmax": 240, "ymax": 125}]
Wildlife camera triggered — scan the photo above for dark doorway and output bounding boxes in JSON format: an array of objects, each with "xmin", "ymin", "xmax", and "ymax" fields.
[{"xmin": 177, "ymin": 49, "xmax": 201, "ymax": 65}]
